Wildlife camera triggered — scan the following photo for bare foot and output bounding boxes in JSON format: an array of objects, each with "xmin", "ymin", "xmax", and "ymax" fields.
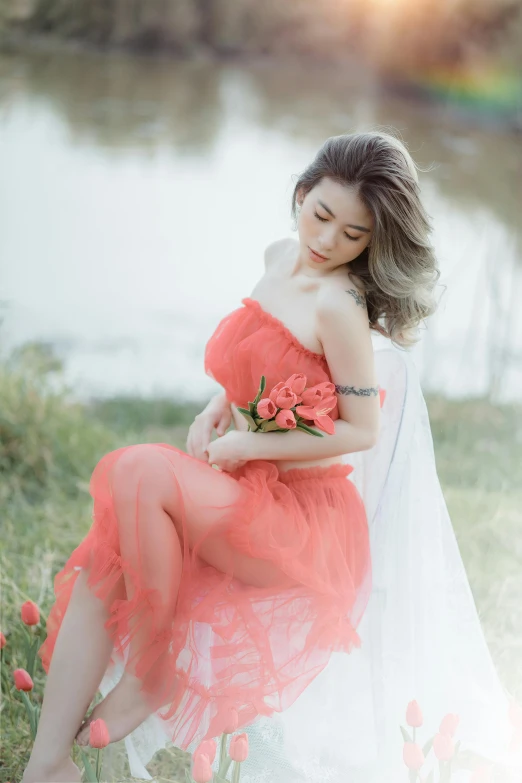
[
  {"xmin": 75, "ymin": 671, "xmax": 152, "ymax": 747},
  {"xmin": 21, "ymin": 757, "xmax": 81, "ymax": 783}
]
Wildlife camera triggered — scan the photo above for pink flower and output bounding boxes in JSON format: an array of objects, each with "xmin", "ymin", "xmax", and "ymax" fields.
[
  {"xmin": 295, "ymin": 396, "xmax": 336, "ymax": 435},
  {"xmin": 192, "ymin": 752, "xmax": 213, "ymax": 783},
  {"xmin": 406, "ymin": 700, "xmax": 423, "ymax": 728},
  {"xmin": 439, "ymin": 712, "xmax": 460, "ymax": 737},
  {"xmin": 268, "ymin": 382, "xmax": 300, "ymax": 409},
  {"xmin": 257, "ymin": 398, "xmax": 277, "ymax": 419},
  {"xmin": 300, "ymin": 381, "xmax": 336, "ymax": 407},
  {"xmin": 194, "ymin": 739, "xmax": 217, "ymax": 765},
  {"xmin": 90, "ymin": 718, "xmax": 110, "ymax": 748},
  {"xmin": 221, "ymin": 706, "xmax": 239, "ymax": 734},
  {"xmin": 379, "ymin": 388, "xmax": 386, "ymax": 407},
  {"xmin": 509, "ymin": 725, "xmax": 522, "ymax": 752},
  {"xmin": 21, "ymin": 600, "xmax": 40, "ymax": 626},
  {"xmin": 13, "ymin": 668, "xmax": 34, "ymax": 691},
  {"xmin": 0, "ymin": 632, "xmax": 6, "ymax": 649},
  {"xmin": 229, "ymin": 733, "xmax": 249, "ymax": 762},
  {"xmin": 433, "ymin": 732, "xmax": 455, "ymax": 761},
  {"xmin": 275, "ymin": 409, "xmax": 296, "ymax": 429},
  {"xmin": 402, "ymin": 742, "xmax": 425, "ymax": 770},
  {"xmin": 469, "ymin": 764, "xmax": 493, "ymax": 783},
  {"xmin": 284, "ymin": 373, "xmax": 307, "ymax": 395},
  {"xmin": 509, "ymin": 699, "xmax": 522, "ymax": 729}
]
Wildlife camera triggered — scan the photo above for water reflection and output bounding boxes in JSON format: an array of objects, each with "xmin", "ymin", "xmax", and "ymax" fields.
[{"xmin": 1, "ymin": 49, "xmax": 521, "ymax": 402}]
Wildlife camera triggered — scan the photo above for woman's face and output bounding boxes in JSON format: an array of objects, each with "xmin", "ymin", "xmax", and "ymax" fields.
[{"xmin": 296, "ymin": 177, "xmax": 373, "ymax": 274}]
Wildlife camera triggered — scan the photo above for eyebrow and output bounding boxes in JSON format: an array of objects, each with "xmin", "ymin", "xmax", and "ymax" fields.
[{"xmin": 317, "ymin": 200, "xmax": 371, "ymax": 233}]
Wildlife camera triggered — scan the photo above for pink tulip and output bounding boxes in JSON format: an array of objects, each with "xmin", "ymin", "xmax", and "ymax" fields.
[
  {"xmin": 402, "ymin": 742, "xmax": 425, "ymax": 770},
  {"xmin": 257, "ymin": 398, "xmax": 277, "ymax": 420},
  {"xmin": 509, "ymin": 699, "xmax": 522, "ymax": 729},
  {"xmin": 13, "ymin": 668, "xmax": 34, "ymax": 691},
  {"xmin": 192, "ymin": 752, "xmax": 213, "ymax": 783},
  {"xmin": 194, "ymin": 739, "xmax": 217, "ymax": 765},
  {"xmin": 439, "ymin": 712, "xmax": 460, "ymax": 737},
  {"xmin": 300, "ymin": 381, "xmax": 336, "ymax": 407},
  {"xmin": 284, "ymin": 373, "xmax": 307, "ymax": 395},
  {"xmin": 222, "ymin": 706, "xmax": 239, "ymax": 734},
  {"xmin": 433, "ymin": 732, "xmax": 455, "ymax": 761},
  {"xmin": 21, "ymin": 600, "xmax": 40, "ymax": 626},
  {"xmin": 0, "ymin": 632, "xmax": 6, "ymax": 649},
  {"xmin": 229, "ymin": 733, "xmax": 249, "ymax": 762},
  {"xmin": 275, "ymin": 408, "xmax": 296, "ymax": 429},
  {"xmin": 379, "ymin": 388, "xmax": 386, "ymax": 407},
  {"xmin": 469, "ymin": 764, "xmax": 493, "ymax": 783},
  {"xmin": 90, "ymin": 718, "xmax": 110, "ymax": 748},
  {"xmin": 406, "ymin": 700, "xmax": 423, "ymax": 728},
  {"xmin": 509, "ymin": 725, "xmax": 522, "ymax": 752},
  {"xmin": 295, "ymin": 396, "xmax": 336, "ymax": 434},
  {"xmin": 268, "ymin": 383, "xmax": 300, "ymax": 410}
]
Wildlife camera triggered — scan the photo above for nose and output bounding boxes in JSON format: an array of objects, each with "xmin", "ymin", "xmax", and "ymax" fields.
[{"xmin": 318, "ymin": 225, "xmax": 336, "ymax": 251}]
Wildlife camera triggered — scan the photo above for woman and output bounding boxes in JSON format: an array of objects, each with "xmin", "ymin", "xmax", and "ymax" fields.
[{"xmin": 24, "ymin": 130, "xmax": 439, "ymax": 783}]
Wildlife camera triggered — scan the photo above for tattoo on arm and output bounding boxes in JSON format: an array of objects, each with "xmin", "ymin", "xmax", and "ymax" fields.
[
  {"xmin": 346, "ymin": 288, "xmax": 366, "ymax": 308},
  {"xmin": 335, "ymin": 384, "xmax": 380, "ymax": 397}
]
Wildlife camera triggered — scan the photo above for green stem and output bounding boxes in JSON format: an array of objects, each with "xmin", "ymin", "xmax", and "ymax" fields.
[
  {"xmin": 19, "ymin": 690, "xmax": 36, "ymax": 740},
  {"xmin": 79, "ymin": 749, "xmax": 98, "ymax": 782},
  {"xmin": 217, "ymin": 733, "xmax": 228, "ymax": 777},
  {"xmin": 231, "ymin": 761, "xmax": 241, "ymax": 783}
]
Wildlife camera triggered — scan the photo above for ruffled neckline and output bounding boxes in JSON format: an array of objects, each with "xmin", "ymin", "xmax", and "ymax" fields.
[{"xmin": 241, "ymin": 297, "xmax": 327, "ymax": 363}]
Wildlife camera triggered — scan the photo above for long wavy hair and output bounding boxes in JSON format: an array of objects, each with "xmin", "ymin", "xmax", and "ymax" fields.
[{"xmin": 291, "ymin": 130, "xmax": 440, "ymax": 347}]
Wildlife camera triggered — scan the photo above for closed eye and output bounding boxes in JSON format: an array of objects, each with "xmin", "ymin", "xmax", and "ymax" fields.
[{"xmin": 313, "ymin": 210, "xmax": 359, "ymax": 241}]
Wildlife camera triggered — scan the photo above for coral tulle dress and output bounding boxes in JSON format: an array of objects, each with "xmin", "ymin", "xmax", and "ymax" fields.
[{"xmin": 38, "ymin": 296, "xmax": 371, "ymax": 748}]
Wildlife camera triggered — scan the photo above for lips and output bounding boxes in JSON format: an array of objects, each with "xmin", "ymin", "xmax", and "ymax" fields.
[{"xmin": 309, "ymin": 247, "xmax": 329, "ymax": 261}]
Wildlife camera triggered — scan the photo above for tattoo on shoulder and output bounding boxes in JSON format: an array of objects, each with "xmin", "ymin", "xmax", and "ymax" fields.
[
  {"xmin": 346, "ymin": 288, "xmax": 366, "ymax": 308},
  {"xmin": 335, "ymin": 384, "xmax": 379, "ymax": 397}
]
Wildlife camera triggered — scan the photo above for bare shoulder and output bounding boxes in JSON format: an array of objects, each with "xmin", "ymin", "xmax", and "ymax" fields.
[
  {"xmin": 316, "ymin": 279, "xmax": 369, "ymax": 331},
  {"xmin": 263, "ymin": 237, "xmax": 298, "ymax": 270}
]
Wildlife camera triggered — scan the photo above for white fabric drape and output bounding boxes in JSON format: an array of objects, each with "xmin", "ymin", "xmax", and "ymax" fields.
[{"xmin": 99, "ymin": 334, "xmax": 521, "ymax": 782}]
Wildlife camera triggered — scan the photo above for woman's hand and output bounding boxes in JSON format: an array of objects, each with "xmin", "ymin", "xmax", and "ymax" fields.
[
  {"xmin": 206, "ymin": 431, "xmax": 250, "ymax": 473},
  {"xmin": 186, "ymin": 398, "xmax": 232, "ymax": 462}
]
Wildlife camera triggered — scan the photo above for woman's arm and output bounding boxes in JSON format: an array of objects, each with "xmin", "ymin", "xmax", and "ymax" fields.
[{"xmin": 243, "ymin": 417, "xmax": 376, "ymax": 461}]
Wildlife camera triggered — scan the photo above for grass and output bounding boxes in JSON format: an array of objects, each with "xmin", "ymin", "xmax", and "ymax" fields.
[{"xmin": 0, "ymin": 344, "xmax": 521, "ymax": 782}]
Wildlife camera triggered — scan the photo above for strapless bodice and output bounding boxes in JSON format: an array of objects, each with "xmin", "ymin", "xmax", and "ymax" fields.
[{"xmin": 204, "ymin": 297, "xmax": 339, "ymax": 420}]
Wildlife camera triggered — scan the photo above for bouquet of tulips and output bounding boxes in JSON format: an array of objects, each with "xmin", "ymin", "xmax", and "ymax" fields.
[{"xmin": 237, "ymin": 372, "xmax": 336, "ymax": 437}]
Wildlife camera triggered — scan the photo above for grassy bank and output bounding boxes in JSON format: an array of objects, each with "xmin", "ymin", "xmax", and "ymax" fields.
[{"xmin": 0, "ymin": 345, "xmax": 521, "ymax": 781}]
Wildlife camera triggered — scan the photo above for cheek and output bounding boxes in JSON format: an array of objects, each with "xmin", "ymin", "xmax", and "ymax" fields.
[{"xmin": 299, "ymin": 209, "xmax": 316, "ymax": 236}]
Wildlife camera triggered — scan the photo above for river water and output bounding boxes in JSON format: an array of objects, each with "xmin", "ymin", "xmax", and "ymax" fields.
[{"xmin": 1, "ymin": 49, "xmax": 521, "ymax": 404}]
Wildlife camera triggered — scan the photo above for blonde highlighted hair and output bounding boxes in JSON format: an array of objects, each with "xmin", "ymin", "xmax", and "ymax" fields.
[{"xmin": 291, "ymin": 130, "xmax": 440, "ymax": 347}]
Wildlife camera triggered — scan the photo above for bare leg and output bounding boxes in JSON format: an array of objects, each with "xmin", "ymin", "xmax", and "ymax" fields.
[
  {"xmin": 76, "ymin": 460, "xmax": 183, "ymax": 746},
  {"xmin": 22, "ymin": 568, "xmax": 119, "ymax": 783}
]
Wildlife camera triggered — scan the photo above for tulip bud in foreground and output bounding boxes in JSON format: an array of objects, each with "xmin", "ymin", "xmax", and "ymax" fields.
[
  {"xmin": 90, "ymin": 718, "xmax": 110, "ymax": 748},
  {"xmin": 194, "ymin": 739, "xmax": 217, "ymax": 764},
  {"xmin": 469, "ymin": 764, "xmax": 493, "ymax": 783},
  {"xmin": 229, "ymin": 733, "xmax": 249, "ymax": 763},
  {"xmin": 0, "ymin": 631, "xmax": 6, "ymax": 649},
  {"xmin": 192, "ymin": 752, "xmax": 213, "ymax": 783},
  {"xmin": 21, "ymin": 600, "xmax": 40, "ymax": 626},
  {"xmin": 13, "ymin": 668, "xmax": 34, "ymax": 691},
  {"xmin": 406, "ymin": 699, "xmax": 423, "ymax": 728},
  {"xmin": 439, "ymin": 712, "xmax": 460, "ymax": 737},
  {"xmin": 433, "ymin": 732, "xmax": 455, "ymax": 761},
  {"xmin": 402, "ymin": 742, "xmax": 425, "ymax": 771}
]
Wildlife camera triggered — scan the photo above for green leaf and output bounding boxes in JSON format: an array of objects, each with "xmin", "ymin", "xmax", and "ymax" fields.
[
  {"xmin": 27, "ymin": 637, "xmax": 40, "ymax": 679},
  {"xmin": 248, "ymin": 401, "xmax": 256, "ymax": 415},
  {"xmin": 422, "ymin": 736, "xmax": 434, "ymax": 757},
  {"xmin": 425, "ymin": 772, "xmax": 435, "ymax": 783},
  {"xmin": 259, "ymin": 420, "xmax": 283, "ymax": 432},
  {"xmin": 400, "ymin": 725, "xmax": 413, "ymax": 743},
  {"xmin": 184, "ymin": 769, "xmax": 193, "ymax": 783},
  {"xmin": 253, "ymin": 376, "xmax": 266, "ymax": 405},
  {"xmin": 296, "ymin": 422, "xmax": 324, "ymax": 437}
]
